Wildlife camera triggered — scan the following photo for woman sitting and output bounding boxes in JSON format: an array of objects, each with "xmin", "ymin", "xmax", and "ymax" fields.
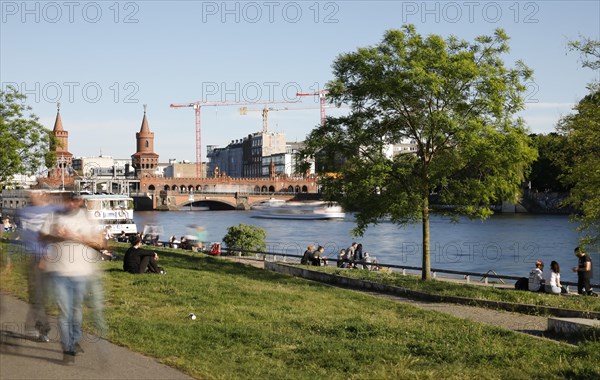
[{"xmin": 544, "ymin": 260, "xmax": 567, "ymax": 294}]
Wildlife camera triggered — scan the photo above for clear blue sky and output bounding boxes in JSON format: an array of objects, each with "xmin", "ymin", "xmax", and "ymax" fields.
[{"xmin": 2, "ymin": 1, "xmax": 599, "ymax": 162}]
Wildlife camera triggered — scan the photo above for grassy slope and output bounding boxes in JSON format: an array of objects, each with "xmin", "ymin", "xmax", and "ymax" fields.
[
  {"xmin": 1, "ymin": 241, "xmax": 599, "ymax": 379},
  {"xmin": 308, "ymin": 266, "xmax": 600, "ymax": 313}
]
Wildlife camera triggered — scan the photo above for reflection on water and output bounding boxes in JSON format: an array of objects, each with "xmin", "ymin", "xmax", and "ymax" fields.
[{"xmin": 134, "ymin": 211, "xmax": 594, "ymax": 283}]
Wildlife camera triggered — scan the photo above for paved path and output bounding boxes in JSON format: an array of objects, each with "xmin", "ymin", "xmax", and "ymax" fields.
[{"xmin": 0, "ymin": 294, "xmax": 193, "ymax": 380}]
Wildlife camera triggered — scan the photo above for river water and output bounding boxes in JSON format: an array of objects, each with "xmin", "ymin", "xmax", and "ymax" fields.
[{"xmin": 133, "ymin": 210, "xmax": 596, "ymax": 283}]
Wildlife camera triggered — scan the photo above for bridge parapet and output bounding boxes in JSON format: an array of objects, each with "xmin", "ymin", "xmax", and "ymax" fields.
[
  {"xmin": 153, "ymin": 191, "xmax": 302, "ymax": 210},
  {"xmin": 140, "ymin": 175, "xmax": 319, "ymax": 194}
]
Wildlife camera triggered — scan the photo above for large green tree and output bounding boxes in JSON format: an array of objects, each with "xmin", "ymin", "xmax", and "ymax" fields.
[
  {"xmin": 302, "ymin": 26, "xmax": 537, "ymax": 280},
  {"xmin": 557, "ymin": 37, "xmax": 600, "ymax": 247},
  {"xmin": 0, "ymin": 87, "xmax": 55, "ymax": 186},
  {"xmin": 528, "ymin": 133, "xmax": 569, "ymax": 193}
]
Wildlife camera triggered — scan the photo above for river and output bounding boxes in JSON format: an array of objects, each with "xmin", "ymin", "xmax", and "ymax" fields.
[{"xmin": 133, "ymin": 210, "xmax": 595, "ymax": 283}]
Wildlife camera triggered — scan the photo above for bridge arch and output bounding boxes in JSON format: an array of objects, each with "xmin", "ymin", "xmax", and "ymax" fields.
[
  {"xmin": 269, "ymin": 185, "xmax": 275, "ymax": 192},
  {"xmin": 302, "ymin": 185, "xmax": 308, "ymax": 192},
  {"xmin": 164, "ymin": 185, "xmax": 170, "ymax": 191},
  {"xmin": 287, "ymin": 185, "xmax": 294, "ymax": 192}
]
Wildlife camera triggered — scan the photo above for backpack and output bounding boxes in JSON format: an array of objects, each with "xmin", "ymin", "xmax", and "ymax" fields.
[{"xmin": 514, "ymin": 277, "xmax": 528, "ymax": 291}]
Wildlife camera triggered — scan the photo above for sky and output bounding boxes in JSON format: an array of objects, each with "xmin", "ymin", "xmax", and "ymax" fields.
[{"xmin": 2, "ymin": 0, "xmax": 599, "ymax": 163}]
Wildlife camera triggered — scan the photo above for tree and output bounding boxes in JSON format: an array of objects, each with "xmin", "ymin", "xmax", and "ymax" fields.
[
  {"xmin": 301, "ymin": 25, "xmax": 537, "ymax": 280},
  {"xmin": 0, "ymin": 87, "xmax": 56, "ymax": 186},
  {"xmin": 527, "ymin": 133, "xmax": 569, "ymax": 193},
  {"xmin": 222, "ymin": 224, "xmax": 267, "ymax": 256},
  {"xmin": 554, "ymin": 37, "xmax": 600, "ymax": 248},
  {"xmin": 568, "ymin": 36, "xmax": 600, "ymax": 71}
]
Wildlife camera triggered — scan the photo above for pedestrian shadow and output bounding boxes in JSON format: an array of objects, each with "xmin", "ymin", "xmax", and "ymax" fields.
[{"xmin": 0, "ymin": 329, "xmax": 62, "ymax": 363}]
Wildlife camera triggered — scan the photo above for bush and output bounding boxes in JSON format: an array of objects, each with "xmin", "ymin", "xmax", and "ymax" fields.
[{"xmin": 222, "ymin": 224, "xmax": 266, "ymax": 256}]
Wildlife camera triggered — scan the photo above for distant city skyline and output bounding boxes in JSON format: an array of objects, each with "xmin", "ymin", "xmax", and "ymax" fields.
[{"xmin": 2, "ymin": 1, "xmax": 598, "ymax": 161}]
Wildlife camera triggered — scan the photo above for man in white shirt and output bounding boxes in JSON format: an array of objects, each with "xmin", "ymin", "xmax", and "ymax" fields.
[{"xmin": 528, "ymin": 260, "xmax": 545, "ymax": 292}]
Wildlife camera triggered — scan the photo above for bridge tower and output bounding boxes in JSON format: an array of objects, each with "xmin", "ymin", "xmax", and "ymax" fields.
[
  {"xmin": 51, "ymin": 102, "xmax": 73, "ymax": 169},
  {"xmin": 131, "ymin": 105, "xmax": 159, "ymax": 178}
]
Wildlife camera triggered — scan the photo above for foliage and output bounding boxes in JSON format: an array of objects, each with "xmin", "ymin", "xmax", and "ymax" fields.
[
  {"xmin": 222, "ymin": 223, "xmax": 267, "ymax": 256},
  {"xmin": 568, "ymin": 35, "xmax": 600, "ymax": 72},
  {"xmin": 556, "ymin": 90, "xmax": 600, "ymax": 248},
  {"xmin": 2, "ymin": 241, "xmax": 599, "ymax": 379},
  {"xmin": 0, "ymin": 87, "xmax": 57, "ymax": 186},
  {"xmin": 527, "ymin": 133, "xmax": 570, "ymax": 192},
  {"xmin": 556, "ymin": 38, "xmax": 600, "ymax": 248},
  {"xmin": 301, "ymin": 25, "xmax": 537, "ymax": 280}
]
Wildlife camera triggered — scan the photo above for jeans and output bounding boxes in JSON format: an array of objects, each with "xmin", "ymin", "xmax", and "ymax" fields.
[
  {"xmin": 52, "ymin": 275, "xmax": 89, "ymax": 353},
  {"xmin": 25, "ymin": 258, "xmax": 51, "ymax": 335},
  {"xmin": 577, "ymin": 274, "xmax": 592, "ymax": 295}
]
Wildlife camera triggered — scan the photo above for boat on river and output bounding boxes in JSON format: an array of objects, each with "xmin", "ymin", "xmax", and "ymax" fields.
[
  {"xmin": 251, "ymin": 199, "xmax": 345, "ymax": 220},
  {"xmin": 79, "ymin": 194, "xmax": 138, "ymax": 235}
]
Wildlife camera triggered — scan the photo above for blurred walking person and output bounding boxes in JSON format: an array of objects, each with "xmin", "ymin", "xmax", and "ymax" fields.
[
  {"xmin": 16, "ymin": 190, "xmax": 60, "ymax": 342},
  {"xmin": 40, "ymin": 194, "xmax": 104, "ymax": 364}
]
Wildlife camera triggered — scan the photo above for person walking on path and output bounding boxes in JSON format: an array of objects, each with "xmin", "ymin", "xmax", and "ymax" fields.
[
  {"xmin": 16, "ymin": 191, "xmax": 61, "ymax": 342},
  {"xmin": 572, "ymin": 247, "xmax": 594, "ymax": 295},
  {"xmin": 40, "ymin": 195, "xmax": 104, "ymax": 364}
]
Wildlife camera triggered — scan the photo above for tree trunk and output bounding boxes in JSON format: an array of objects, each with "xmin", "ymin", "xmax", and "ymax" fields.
[{"xmin": 421, "ymin": 194, "xmax": 431, "ymax": 280}]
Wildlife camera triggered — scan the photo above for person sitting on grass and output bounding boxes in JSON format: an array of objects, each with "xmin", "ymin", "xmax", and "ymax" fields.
[
  {"xmin": 123, "ymin": 236, "xmax": 162, "ymax": 274},
  {"xmin": 528, "ymin": 260, "xmax": 545, "ymax": 292},
  {"xmin": 544, "ymin": 260, "xmax": 567, "ymax": 294},
  {"xmin": 310, "ymin": 246, "xmax": 328, "ymax": 266}
]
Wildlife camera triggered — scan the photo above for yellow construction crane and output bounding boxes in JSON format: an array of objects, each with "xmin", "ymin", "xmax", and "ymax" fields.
[{"xmin": 239, "ymin": 106, "xmax": 320, "ymax": 133}]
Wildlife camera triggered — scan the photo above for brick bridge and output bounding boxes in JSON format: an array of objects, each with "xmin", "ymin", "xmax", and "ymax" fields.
[{"xmin": 136, "ymin": 175, "xmax": 320, "ymax": 210}]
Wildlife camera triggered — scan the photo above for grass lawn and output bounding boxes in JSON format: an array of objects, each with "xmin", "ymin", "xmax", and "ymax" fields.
[
  {"xmin": 306, "ymin": 265, "xmax": 600, "ymax": 313},
  {"xmin": 1, "ymin": 240, "xmax": 599, "ymax": 379}
]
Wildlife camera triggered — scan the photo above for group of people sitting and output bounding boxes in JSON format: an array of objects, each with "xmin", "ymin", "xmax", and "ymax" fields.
[
  {"xmin": 336, "ymin": 242, "xmax": 376, "ymax": 270},
  {"xmin": 301, "ymin": 245, "xmax": 327, "ymax": 266},
  {"xmin": 300, "ymin": 242, "xmax": 382, "ymax": 271},
  {"xmin": 524, "ymin": 247, "xmax": 595, "ymax": 295}
]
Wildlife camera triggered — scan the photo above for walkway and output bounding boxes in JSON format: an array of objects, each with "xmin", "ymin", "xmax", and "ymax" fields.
[{"xmin": 0, "ymin": 294, "xmax": 193, "ymax": 380}]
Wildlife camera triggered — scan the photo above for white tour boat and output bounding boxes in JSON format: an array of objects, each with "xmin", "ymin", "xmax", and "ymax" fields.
[
  {"xmin": 251, "ymin": 199, "xmax": 346, "ymax": 220},
  {"xmin": 79, "ymin": 194, "xmax": 138, "ymax": 235}
]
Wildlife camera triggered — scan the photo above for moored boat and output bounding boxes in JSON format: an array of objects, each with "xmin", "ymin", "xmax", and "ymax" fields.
[{"xmin": 79, "ymin": 194, "xmax": 138, "ymax": 235}]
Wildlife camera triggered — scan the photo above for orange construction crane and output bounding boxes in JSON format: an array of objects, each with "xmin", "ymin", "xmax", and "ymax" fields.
[
  {"xmin": 295, "ymin": 90, "xmax": 329, "ymax": 126},
  {"xmin": 170, "ymin": 100, "xmax": 299, "ymax": 178},
  {"xmin": 239, "ymin": 106, "xmax": 321, "ymax": 133}
]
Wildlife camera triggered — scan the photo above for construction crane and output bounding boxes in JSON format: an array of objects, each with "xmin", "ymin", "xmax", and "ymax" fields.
[
  {"xmin": 170, "ymin": 100, "xmax": 299, "ymax": 178},
  {"xmin": 239, "ymin": 106, "xmax": 320, "ymax": 133},
  {"xmin": 296, "ymin": 90, "xmax": 329, "ymax": 126}
]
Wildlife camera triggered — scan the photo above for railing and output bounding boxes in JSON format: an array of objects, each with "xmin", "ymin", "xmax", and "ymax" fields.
[
  {"xmin": 210, "ymin": 246, "xmax": 599, "ymax": 289},
  {"xmin": 105, "ymin": 239, "xmax": 600, "ymax": 290}
]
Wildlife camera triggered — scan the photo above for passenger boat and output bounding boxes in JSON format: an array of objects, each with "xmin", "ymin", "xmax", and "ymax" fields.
[
  {"xmin": 251, "ymin": 199, "xmax": 345, "ymax": 220},
  {"xmin": 79, "ymin": 194, "xmax": 138, "ymax": 235}
]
